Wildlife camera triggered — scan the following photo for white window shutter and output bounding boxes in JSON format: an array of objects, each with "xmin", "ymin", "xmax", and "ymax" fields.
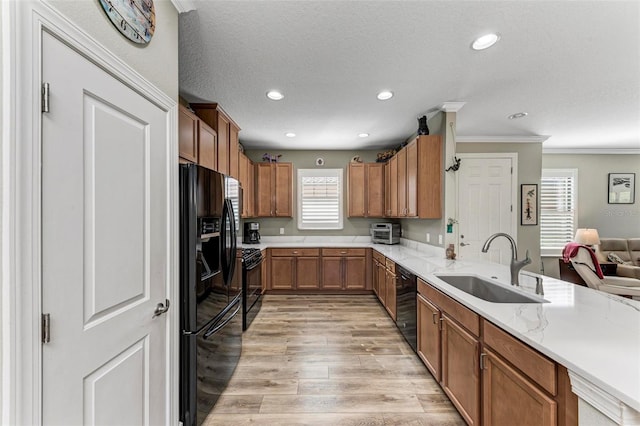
[
  {"xmin": 297, "ymin": 169, "xmax": 343, "ymax": 230},
  {"xmin": 540, "ymin": 169, "xmax": 578, "ymax": 256}
]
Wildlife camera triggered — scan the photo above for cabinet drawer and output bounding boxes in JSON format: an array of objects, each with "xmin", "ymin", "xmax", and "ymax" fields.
[
  {"xmin": 418, "ymin": 278, "xmax": 479, "ymax": 336},
  {"xmin": 372, "ymin": 250, "xmax": 385, "ymax": 264},
  {"xmin": 385, "ymin": 258, "xmax": 395, "ymax": 270},
  {"xmin": 321, "ymin": 248, "xmax": 366, "ymax": 257},
  {"xmin": 270, "ymin": 248, "xmax": 320, "ymax": 257},
  {"xmin": 483, "ymin": 320, "xmax": 557, "ymax": 396}
]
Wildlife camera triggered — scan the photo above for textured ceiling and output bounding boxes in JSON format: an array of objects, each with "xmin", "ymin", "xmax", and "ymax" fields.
[{"xmin": 179, "ymin": 1, "xmax": 640, "ymax": 151}]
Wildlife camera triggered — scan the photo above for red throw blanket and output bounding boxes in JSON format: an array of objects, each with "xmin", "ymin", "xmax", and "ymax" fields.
[{"xmin": 562, "ymin": 242, "xmax": 604, "ymax": 279}]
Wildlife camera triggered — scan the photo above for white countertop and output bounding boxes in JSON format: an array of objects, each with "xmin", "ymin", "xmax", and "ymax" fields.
[{"xmin": 246, "ymin": 236, "xmax": 640, "ymax": 412}]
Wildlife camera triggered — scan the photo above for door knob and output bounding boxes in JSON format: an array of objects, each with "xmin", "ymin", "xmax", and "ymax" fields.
[
  {"xmin": 460, "ymin": 242, "xmax": 471, "ymax": 247},
  {"xmin": 153, "ymin": 299, "xmax": 170, "ymax": 318}
]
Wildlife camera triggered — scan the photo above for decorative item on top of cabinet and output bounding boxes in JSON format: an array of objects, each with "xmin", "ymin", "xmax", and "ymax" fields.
[
  {"xmin": 255, "ymin": 162, "xmax": 292, "ymax": 217},
  {"xmin": 347, "ymin": 163, "xmax": 384, "ymax": 218},
  {"xmin": 189, "ymin": 103, "xmax": 241, "ymax": 179},
  {"xmin": 178, "ymin": 104, "xmax": 217, "ymax": 170}
]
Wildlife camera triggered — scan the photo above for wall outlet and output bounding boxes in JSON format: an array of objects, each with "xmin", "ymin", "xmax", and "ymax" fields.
[
  {"xmin": 426, "ymin": 233, "xmax": 430, "ymax": 243},
  {"xmin": 438, "ymin": 234, "xmax": 443, "ymax": 245},
  {"xmin": 279, "ymin": 228, "xmax": 285, "ymax": 235}
]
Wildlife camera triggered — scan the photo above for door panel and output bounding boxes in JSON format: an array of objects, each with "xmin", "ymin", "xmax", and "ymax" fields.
[
  {"xmin": 458, "ymin": 157, "xmax": 514, "ymax": 264},
  {"xmin": 344, "ymin": 257, "xmax": 366, "ymax": 290},
  {"xmin": 321, "ymin": 257, "xmax": 343, "ymax": 289},
  {"xmin": 296, "ymin": 257, "xmax": 321, "ymax": 289},
  {"xmin": 41, "ymin": 32, "xmax": 168, "ymax": 425}
]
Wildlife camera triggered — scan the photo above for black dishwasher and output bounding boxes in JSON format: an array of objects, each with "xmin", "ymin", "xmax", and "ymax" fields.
[{"xmin": 396, "ymin": 266, "xmax": 417, "ymax": 352}]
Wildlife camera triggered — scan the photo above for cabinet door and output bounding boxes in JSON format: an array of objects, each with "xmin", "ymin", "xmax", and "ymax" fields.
[
  {"xmin": 270, "ymin": 257, "xmax": 294, "ymax": 290},
  {"xmin": 388, "ymin": 156, "xmax": 398, "ymax": 217},
  {"xmin": 229, "ymin": 123, "xmax": 239, "ymax": 179},
  {"xmin": 344, "ymin": 256, "xmax": 366, "ymax": 290},
  {"xmin": 416, "ymin": 135, "xmax": 443, "ymax": 219},
  {"xmin": 178, "ymin": 105, "xmax": 198, "ymax": 163},
  {"xmin": 441, "ymin": 315, "xmax": 480, "ymax": 426},
  {"xmin": 247, "ymin": 160, "xmax": 255, "ymax": 217},
  {"xmin": 385, "ymin": 269, "xmax": 397, "ymax": 320},
  {"xmin": 417, "ymin": 294, "xmax": 441, "ymax": 381},
  {"xmin": 396, "ymin": 148, "xmax": 407, "ymax": 217},
  {"xmin": 255, "ymin": 163, "xmax": 273, "ymax": 217},
  {"xmin": 321, "ymin": 257, "xmax": 343, "ymax": 290},
  {"xmin": 372, "ymin": 259, "xmax": 380, "ymax": 296},
  {"xmin": 406, "ymin": 139, "xmax": 418, "ymax": 217},
  {"xmin": 296, "ymin": 257, "xmax": 320, "ymax": 289},
  {"xmin": 198, "ymin": 121, "xmax": 217, "ymax": 171},
  {"xmin": 216, "ymin": 113, "xmax": 230, "ymax": 175},
  {"xmin": 483, "ymin": 349, "xmax": 557, "ymax": 426},
  {"xmin": 377, "ymin": 262, "xmax": 387, "ymax": 305},
  {"xmin": 366, "ymin": 163, "xmax": 385, "ymax": 217},
  {"xmin": 274, "ymin": 163, "xmax": 292, "ymax": 217},
  {"xmin": 238, "ymin": 153, "xmax": 248, "ymax": 217},
  {"xmin": 348, "ymin": 163, "xmax": 366, "ymax": 217}
]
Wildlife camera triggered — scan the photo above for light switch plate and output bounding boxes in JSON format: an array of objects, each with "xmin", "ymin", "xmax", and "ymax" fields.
[
  {"xmin": 426, "ymin": 233, "xmax": 430, "ymax": 242},
  {"xmin": 279, "ymin": 228, "xmax": 285, "ymax": 235},
  {"xmin": 438, "ymin": 234, "xmax": 443, "ymax": 244}
]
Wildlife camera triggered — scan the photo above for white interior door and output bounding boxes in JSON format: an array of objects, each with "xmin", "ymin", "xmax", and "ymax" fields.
[
  {"xmin": 457, "ymin": 155, "xmax": 515, "ymax": 265},
  {"xmin": 41, "ymin": 31, "xmax": 169, "ymax": 425}
]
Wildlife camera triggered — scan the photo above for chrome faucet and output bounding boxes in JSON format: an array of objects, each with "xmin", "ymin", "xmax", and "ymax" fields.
[{"xmin": 481, "ymin": 233, "xmax": 531, "ymax": 286}]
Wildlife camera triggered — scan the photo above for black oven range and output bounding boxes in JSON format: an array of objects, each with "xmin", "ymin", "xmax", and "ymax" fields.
[{"xmin": 241, "ymin": 248, "xmax": 263, "ymax": 330}]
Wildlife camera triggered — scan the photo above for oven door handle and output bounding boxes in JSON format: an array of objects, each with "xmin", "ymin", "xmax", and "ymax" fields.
[
  {"xmin": 203, "ymin": 296, "xmax": 241, "ymax": 339},
  {"xmin": 244, "ymin": 256, "xmax": 264, "ymax": 271}
]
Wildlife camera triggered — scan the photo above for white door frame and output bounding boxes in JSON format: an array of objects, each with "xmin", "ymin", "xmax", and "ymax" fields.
[
  {"xmin": 455, "ymin": 153, "xmax": 519, "ymax": 250},
  {"xmin": 1, "ymin": 2, "xmax": 179, "ymax": 424}
]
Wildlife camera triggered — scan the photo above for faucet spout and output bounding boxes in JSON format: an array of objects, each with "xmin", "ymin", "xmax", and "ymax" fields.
[{"xmin": 481, "ymin": 233, "xmax": 530, "ymax": 286}]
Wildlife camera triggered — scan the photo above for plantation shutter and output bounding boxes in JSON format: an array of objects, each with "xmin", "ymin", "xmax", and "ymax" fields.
[
  {"xmin": 540, "ymin": 169, "xmax": 578, "ymax": 256},
  {"xmin": 297, "ymin": 169, "xmax": 343, "ymax": 230}
]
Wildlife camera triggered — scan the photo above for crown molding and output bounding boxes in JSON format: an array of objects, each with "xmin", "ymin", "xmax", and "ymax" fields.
[
  {"xmin": 543, "ymin": 148, "xmax": 640, "ymax": 155},
  {"xmin": 171, "ymin": 0, "xmax": 196, "ymax": 13},
  {"xmin": 456, "ymin": 135, "xmax": 550, "ymax": 143},
  {"xmin": 440, "ymin": 102, "xmax": 466, "ymax": 112}
]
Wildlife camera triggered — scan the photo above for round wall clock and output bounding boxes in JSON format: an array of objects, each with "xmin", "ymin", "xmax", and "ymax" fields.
[{"xmin": 99, "ymin": 0, "xmax": 156, "ymax": 45}]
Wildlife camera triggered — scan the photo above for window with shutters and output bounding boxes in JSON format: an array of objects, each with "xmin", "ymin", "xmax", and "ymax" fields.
[
  {"xmin": 297, "ymin": 169, "xmax": 343, "ymax": 230},
  {"xmin": 540, "ymin": 169, "xmax": 578, "ymax": 256}
]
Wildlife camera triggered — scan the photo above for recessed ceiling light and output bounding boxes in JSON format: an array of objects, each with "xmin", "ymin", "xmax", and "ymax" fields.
[
  {"xmin": 266, "ymin": 90, "xmax": 284, "ymax": 101},
  {"xmin": 358, "ymin": 133, "xmax": 370, "ymax": 138},
  {"xmin": 507, "ymin": 112, "xmax": 528, "ymax": 120},
  {"xmin": 285, "ymin": 132, "xmax": 296, "ymax": 137},
  {"xmin": 377, "ymin": 91, "xmax": 394, "ymax": 101},
  {"xmin": 472, "ymin": 33, "xmax": 500, "ymax": 50}
]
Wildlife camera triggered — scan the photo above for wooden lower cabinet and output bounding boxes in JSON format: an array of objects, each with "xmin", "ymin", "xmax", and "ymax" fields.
[
  {"xmin": 441, "ymin": 315, "xmax": 480, "ymax": 425},
  {"xmin": 482, "ymin": 348, "xmax": 557, "ymax": 426},
  {"xmin": 377, "ymin": 260, "xmax": 386, "ymax": 305},
  {"xmin": 320, "ymin": 250, "xmax": 367, "ymax": 290},
  {"xmin": 321, "ymin": 257, "xmax": 343, "ymax": 290},
  {"xmin": 417, "ymin": 293, "xmax": 441, "ymax": 382},
  {"xmin": 384, "ymin": 266, "xmax": 397, "ymax": 320},
  {"xmin": 345, "ymin": 257, "xmax": 367, "ymax": 289},
  {"xmin": 296, "ymin": 257, "xmax": 321, "ymax": 289},
  {"xmin": 417, "ymin": 277, "xmax": 577, "ymax": 426},
  {"xmin": 270, "ymin": 257, "xmax": 295, "ymax": 290}
]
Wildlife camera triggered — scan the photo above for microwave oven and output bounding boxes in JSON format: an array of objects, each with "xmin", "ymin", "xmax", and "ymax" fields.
[{"xmin": 370, "ymin": 223, "xmax": 401, "ymax": 245}]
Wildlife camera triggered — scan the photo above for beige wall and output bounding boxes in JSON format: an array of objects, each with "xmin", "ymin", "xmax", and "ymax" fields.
[
  {"xmin": 456, "ymin": 142, "xmax": 543, "ymax": 273},
  {"xmin": 541, "ymin": 153, "xmax": 640, "ymax": 278},
  {"xmin": 46, "ymin": 0, "xmax": 179, "ymax": 99}
]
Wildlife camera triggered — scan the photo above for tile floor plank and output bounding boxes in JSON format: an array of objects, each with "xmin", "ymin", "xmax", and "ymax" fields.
[{"xmin": 202, "ymin": 294, "xmax": 464, "ymax": 426}]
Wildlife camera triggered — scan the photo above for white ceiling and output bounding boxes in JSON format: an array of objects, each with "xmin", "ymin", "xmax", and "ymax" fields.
[{"xmin": 178, "ymin": 1, "xmax": 640, "ymax": 152}]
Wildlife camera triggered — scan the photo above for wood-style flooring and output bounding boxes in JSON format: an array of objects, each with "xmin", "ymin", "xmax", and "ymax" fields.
[{"xmin": 202, "ymin": 294, "xmax": 465, "ymax": 425}]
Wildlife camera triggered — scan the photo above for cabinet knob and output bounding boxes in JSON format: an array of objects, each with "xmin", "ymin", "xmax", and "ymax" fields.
[
  {"xmin": 340, "ymin": 251, "xmax": 347, "ymax": 255},
  {"xmin": 292, "ymin": 251, "xmax": 298, "ymax": 254}
]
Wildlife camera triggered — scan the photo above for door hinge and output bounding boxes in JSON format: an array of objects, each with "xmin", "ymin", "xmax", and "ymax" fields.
[
  {"xmin": 510, "ymin": 166, "xmax": 513, "ymax": 174},
  {"xmin": 41, "ymin": 83, "xmax": 50, "ymax": 113},
  {"xmin": 510, "ymin": 205, "xmax": 513, "ymax": 212},
  {"xmin": 42, "ymin": 313, "xmax": 51, "ymax": 343}
]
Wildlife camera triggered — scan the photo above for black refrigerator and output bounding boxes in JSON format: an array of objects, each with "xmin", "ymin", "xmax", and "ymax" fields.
[{"xmin": 179, "ymin": 164, "xmax": 242, "ymax": 426}]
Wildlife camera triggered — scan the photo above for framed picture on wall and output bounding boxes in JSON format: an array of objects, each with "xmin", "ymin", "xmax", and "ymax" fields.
[
  {"xmin": 521, "ymin": 184, "xmax": 538, "ymax": 226},
  {"xmin": 608, "ymin": 173, "xmax": 635, "ymax": 204}
]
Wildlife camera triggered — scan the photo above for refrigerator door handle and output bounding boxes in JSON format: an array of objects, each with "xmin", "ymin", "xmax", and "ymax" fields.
[
  {"xmin": 203, "ymin": 296, "xmax": 241, "ymax": 339},
  {"xmin": 220, "ymin": 199, "xmax": 230, "ymax": 284},
  {"xmin": 226, "ymin": 199, "xmax": 237, "ymax": 284}
]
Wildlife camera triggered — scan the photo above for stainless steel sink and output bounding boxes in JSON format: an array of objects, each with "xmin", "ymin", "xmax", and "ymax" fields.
[{"xmin": 435, "ymin": 274, "xmax": 548, "ymax": 304}]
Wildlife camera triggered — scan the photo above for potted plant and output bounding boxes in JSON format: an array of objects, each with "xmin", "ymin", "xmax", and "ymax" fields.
[{"xmin": 447, "ymin": 218, "xmax": 458, "ymax": 234}]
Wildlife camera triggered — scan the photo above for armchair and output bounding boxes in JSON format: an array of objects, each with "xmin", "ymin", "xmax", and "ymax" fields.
[{"xmin": 570, "ymin": 246, "xmax": 640, "ymax": 300}]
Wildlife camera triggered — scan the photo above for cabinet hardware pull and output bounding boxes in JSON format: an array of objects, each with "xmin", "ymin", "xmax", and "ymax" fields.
[
  {"xmin": 432, "ymin": 312, "xmax": 438, "ymax": 324},
  {"xmin": 480, "ymin": 353, "xmax": 487, "ymax": 370},
  {"xmin": 439, "ymin": 317, "xmax": 444, "ymax": 331},
  {"xmin": 340, "ymin": 251, "xmax": 347, "ymax": 254},
  {"xmin": 292, "ymin": 251, "xmax": 298, "ymax": 254}
]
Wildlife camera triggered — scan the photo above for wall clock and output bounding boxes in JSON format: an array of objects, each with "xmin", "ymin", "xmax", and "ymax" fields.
[{"xmin": 99, "ymin": 0, "xmax": 156, "ymax": 45}]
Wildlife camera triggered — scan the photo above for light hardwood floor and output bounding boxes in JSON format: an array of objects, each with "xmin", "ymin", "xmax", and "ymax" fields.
[{"xmin": 203, "ymin": 294, "xmax": 465, "ymax": 426}]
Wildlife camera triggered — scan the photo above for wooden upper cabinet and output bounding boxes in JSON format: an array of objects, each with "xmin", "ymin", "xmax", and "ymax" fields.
[
  {"xmin": 178, "ymin": 104, "xmax": 198, "ymax": 163},
  {"xmin": 367, "ymin": 163, "xmax": 385, "ymax": 217},
  {"xmin": 406, "ymin": 139, "xmax": 418, "ymax": 217},
  {"xmin": 387, "ymin": 155, "xmax": 399, "ymax": 217},
  {"xmin": 396, "ymin": 148, "xmax": 407, "ymax": 217},
  {"xmin": 274, "ymin": 163, "xmax": 292, "ymax": 217},
  {"xmin": 198, "ymin": 121, "xmax": 217, "ymax": 171},
  {"xmin": 238, "ymin": 152, "xmax": 253, "ymax": 218},
  {"xmin": 255, "ymin": 162, "xmax": 292, "ymax": 218},
  {"xmin": 189, "ymin": 103, "xmax": 241, "ymax": 178},
  {"xmin": 348, "ymin": 163, "xmax": 384, "ymax": 218},
  {"xmin": 348, "ymin": 163, "xmax": 366, "ymax": 217},
  {"xmin": 417, "ymin": 135, "xmax": 443, "ymax": 218},
  {"xmin": 229, "ymin": 123, "xmax": 240, "ymax": 179}
]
